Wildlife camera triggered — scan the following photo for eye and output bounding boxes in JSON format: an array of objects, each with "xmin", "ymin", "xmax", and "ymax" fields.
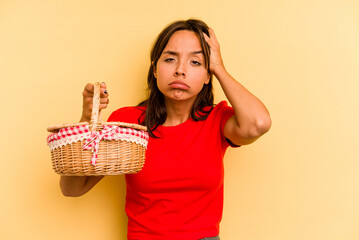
[
  {"xmin": 192, "ymin": 60, "xmax": 201, "ymax": 66},
  {"xmin": 164, "ymin": 58, "xmax": 175, "ymax": 62}
]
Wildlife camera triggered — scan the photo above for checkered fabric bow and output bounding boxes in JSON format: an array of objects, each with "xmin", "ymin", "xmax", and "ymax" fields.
[{"xmin": 83, "ymin": 125, "xmax": 118, "ymax": 165}]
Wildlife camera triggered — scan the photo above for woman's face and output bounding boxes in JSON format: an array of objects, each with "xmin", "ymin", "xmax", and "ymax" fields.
[{"xmin": 154, "ymin": 30, "xmax": 210, "ymax": 103}]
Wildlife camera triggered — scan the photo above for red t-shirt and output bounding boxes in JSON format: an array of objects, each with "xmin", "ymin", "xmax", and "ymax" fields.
[{"xmin": 107, "ymin": 101, "xmax": 237, "ymax": 240}]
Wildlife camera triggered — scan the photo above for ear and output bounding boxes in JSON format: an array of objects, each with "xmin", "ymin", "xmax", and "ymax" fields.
[
  {"xmin": 152, "ymin": 61, "xmax": 157, "ymax": 78},
  {"xmin": 204, "ymin": 73, "xmax": 210, "ymax": 84}
]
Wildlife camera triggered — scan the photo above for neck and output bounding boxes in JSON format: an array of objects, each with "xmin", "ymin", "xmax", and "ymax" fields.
[{"xmin": 163, "ymin": 99, "xmax": 195, "ymax": 126}]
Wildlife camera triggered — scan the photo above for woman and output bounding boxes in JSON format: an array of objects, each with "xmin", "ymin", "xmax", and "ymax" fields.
[{"xmin": 60, "ymin": 19, "xmax": 271, "ymax": 240}]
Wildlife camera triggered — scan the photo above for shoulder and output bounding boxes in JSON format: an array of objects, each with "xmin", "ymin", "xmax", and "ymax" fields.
[
  {"xmin": 107, "ymin": 106, "xmax": 146, "ymax": 124},
  {"xmin": 208, "ymin": 101, "xmax": 235, "ymax": 134},
  {"xmin": 210, "ymin": 101, "xmax": 234, "ymax": 118}
]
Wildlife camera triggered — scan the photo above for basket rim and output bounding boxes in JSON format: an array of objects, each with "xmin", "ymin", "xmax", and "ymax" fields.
[{"xmin": 47, "ymin": 121, "xmax": 147, "ymax": 133}]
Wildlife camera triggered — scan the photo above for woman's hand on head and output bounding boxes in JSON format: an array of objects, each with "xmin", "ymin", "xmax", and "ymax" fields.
[
  {"xmin": 80, "ymin": 82, "xmax": 109, "ymax": 122},
  {"xmin": 203, "ymin": 28, "xmax": 225, "ymax": 74}
]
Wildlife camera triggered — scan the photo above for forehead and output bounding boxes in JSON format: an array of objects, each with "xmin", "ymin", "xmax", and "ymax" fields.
[{"xmin": 164, "ymin": 30, "xmax": 202, "ymax": 51}]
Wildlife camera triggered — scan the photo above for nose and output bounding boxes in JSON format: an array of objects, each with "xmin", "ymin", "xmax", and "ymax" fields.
[
  {"xmin": 174, "ymin": 71, "xmax": 185, "ymax": 77},
  {"xmin": 174, "ymin": 61, "xmax": 186, "ymax": 78}
]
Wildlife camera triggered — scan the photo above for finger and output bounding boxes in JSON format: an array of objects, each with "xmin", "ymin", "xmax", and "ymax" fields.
[
  {"xmin": 100, "ymin": 82, "xmax": 108, "ymax": 97},
  {"xmin": 84, "ymin": 96, "xmax": 93, "ymax": 104},
  {"xmin": 208, "ymin": 28, "xmax": 219, "ymax": 44},
  {"xmin": 203, "ymin": 32, "xmax": 213, "ymax": 48},
  {"xmin": 83, "ymin": 84, "xmax": 94, "ymax": 98},
  {"xmin": 84, "ymin": 92, "xmax": 108, "ymax": 100},
  {"xmin": 100, "ymin": 89, "xmax": 108, "ymax": 98},
  {"xmin": 203, "ymin": 31, "xmax": 211, "ymax": 42},
  {"xmin": 84, "ymin": 84, "xmax": 108, "ymax": 97},
  {"xmin": 100, "ymin": 97, "xmax": 109, "ymax": 104},
  {"xmin": 84, "ymin": 83, "xmax": 94, "ymax": 93},
  {"xmin": 208, "ymin": 28, "xmax": 215, "ymax": 38},
  {"xmin": 99, "ymin": 103, "xmax": 108, "ymax": 110}
]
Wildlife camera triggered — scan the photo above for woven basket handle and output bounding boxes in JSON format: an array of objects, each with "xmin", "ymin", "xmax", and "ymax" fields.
[{"xmin": 89, "ymin": 82, "xmax": 101, "ymax": 131}]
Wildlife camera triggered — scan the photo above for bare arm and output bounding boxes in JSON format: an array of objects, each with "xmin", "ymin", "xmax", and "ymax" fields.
[
  {"xmin": 59, "ymin": 82, "xmax": 109, "ymax": 197},
  {"xmin": 60, "ymin": 176, "xmax": 104, "ymax": 197},
  {"xmin": 204, "ymin": 29, "xmax": 271, "ymax": 145}
]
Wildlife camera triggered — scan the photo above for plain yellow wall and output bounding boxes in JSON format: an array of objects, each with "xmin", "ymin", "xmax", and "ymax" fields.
[{"xmin": 1, "ymin": 0, "xmax": 358, "ymax": 239}]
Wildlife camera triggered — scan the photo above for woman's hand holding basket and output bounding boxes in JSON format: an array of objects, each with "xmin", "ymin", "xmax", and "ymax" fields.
[{"xmin": 80, "ymin": 82, "xmax": 109, "ymax": 123}]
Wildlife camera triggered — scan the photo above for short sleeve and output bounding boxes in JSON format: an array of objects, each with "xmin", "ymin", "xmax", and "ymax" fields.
[
  {"xmin": 107, "ymin": 106, "xmax": 146, "ymax": 124},
  {"xmin": 216, "ymin": 101, "xmax": 241, "ymax": 148}
]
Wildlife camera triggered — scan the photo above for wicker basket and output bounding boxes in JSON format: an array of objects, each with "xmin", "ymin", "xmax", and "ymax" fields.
[{"xmin": 46, "ymin": 82, "xmax": 148, "ymax": 176}]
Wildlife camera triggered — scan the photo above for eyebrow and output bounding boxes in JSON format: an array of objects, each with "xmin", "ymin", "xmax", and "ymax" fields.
[{"xmin": 163, "ymin": 50, "xmax": 203, "ymax": 55}]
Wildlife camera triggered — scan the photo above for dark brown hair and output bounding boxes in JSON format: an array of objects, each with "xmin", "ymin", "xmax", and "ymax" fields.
[{"xmin": 138, "ymin": 19, "xmax": 214, "ymax": 137}]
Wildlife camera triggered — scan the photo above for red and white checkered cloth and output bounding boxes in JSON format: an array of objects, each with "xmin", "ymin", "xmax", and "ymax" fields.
[
  {"xmin": 47, "ymin": 125, "xmax": 90, "ymax": 143},
  {"xmin": 47, "ymin": 124, "xmax": 149, "ymax": 165}
]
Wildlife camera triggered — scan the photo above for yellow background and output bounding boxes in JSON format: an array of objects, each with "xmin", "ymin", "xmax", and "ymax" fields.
[{"xmin": 1, "ymin": 0, "xmax": 358, "ymax": 239}]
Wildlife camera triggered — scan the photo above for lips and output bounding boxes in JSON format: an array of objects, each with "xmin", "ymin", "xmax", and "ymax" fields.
[{"xmin": 169, "ymin": 80, "xmax": 190, "ymax": 90}]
